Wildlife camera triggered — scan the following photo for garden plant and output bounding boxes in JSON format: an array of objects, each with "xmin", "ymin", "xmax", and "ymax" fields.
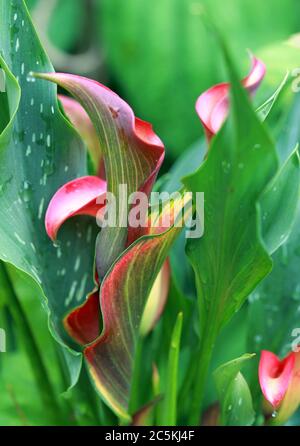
[{"xmin": 1, "ymin": 0, "xmax": 300, "ymax": 428}]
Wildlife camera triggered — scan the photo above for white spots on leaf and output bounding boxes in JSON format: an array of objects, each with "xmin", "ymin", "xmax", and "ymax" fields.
[
  {"xmin": 46, "ymin": 134, "xmax": 51, "ymax": 147},
  {"xmin": 248, "ymin": 292, "xmax": 260, "ymax": 303},
  {"xmin": 238, "ymin": 398, "xmax": 242, "ymax": 406},
  {"xmin": 254, "ymin": 334, "xmax": 262, "ymax": 343},
  {"xmin": 57, "ymin": 267, "xmax": 66, "ymax": 277},
  {"xmin": 76, "ymin": 273, "xmax": 88, "ymax": 302},
  {"xmin": 30, "ymin": 98, "xmax": 34, "ymax": 106},
  {"xmin": 32, "ymin": 133, "xmax": 36, "ymax": 143},
  {"xmin": 21, "ymin": 63, "xmax": 25, "ymax": 75},
  {"xmin": 15, "ymin": 38, "xmax": 20, "ymax": 52},
  {"xmin": 26, "ymin": 145, "xmax": 31, "ymax": 156},
  {"xmin": 13, "ymin": 13, "xmax": 18, "ymax": 21},
  {"xmin": 40, "ymin": 173, "xmax": 47, "ymax": 186},
  {"xmin": 221, "ymin": 160, "xmax": 231, "ymax": 174},
  {"xmin": 40, "ymin": 103, "xmax": 43, "ymax": 114},
  {"xmin": 14, "ymin": 232, "xmax": 26, "ymax": 245},
  {"xmin": 38, "ymin": 197, "xmax": 45, "ymax": 219},
  {"xmin": 21, "ymin": 19, "xmax": 24, "ymax": 27},
  {"xmin": 26, "ymin": 72, "xmax": 36, "ymax": 83},
  {"xmin": 65, "ymin": 281, "xmax": 78, "ymax": 307},
  {"xmin": 253, "ymin": 143, "xmax": 261, "ymax": 150},
  {"xmin": 74, "ymin": 255, "xmax": 81, "ymax": 272},
  {"xmin": 64, "ymin": 165, "xmax": 69, "ymax": 172},
  {"xmin": 30, "ymin": 242, "xmax": 37, "ymax": 253},
  {"xmin": 56, "ymin": 246, "xmax": 62, "ymax": 259},
  {"xmin": 51, "ymin": 106, "xmax": 55, "ymax": 114}
]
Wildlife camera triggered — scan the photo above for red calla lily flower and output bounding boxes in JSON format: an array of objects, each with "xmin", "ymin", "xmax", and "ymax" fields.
[
  {"xmin": 196, "ymin": 55, "xmax": 265, "ymax": 142},
  {"xmin": 259, "ymin": 349, "xmax": 300, "ymax": 423},
  {"xmin": 43, "ymin": 77, "xmax": 170, "ymax": 347}
]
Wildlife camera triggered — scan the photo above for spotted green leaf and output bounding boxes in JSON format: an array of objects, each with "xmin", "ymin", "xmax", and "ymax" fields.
[{"xmin": 0, "ymin": 0, "xmax": 98, "ymax": 370}]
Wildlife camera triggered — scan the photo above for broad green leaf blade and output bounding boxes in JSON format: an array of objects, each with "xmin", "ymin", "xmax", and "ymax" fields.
[
  {"xmin": 84, "ymin": 199, "xmax": 190, "ymax": 420},
  {"xmin": 162, "ymin": 312, "xmax": 183, "ymax": 426},
  {"xmin": 0, "ymin": 1, "xmax": 98, "ymax": 356},
  {"xmin": 260, "ymin": 146, "xmax": 300, "ymax": 255},
  {"xmin": 33, "ymin": 71, "xmax": 164, "ymax": 278},
  {"xmin": 183, "ymin": 44, "xmax": 278, "ymax": 333},
  {"xmin": 247, "ymin": 206, "xmax": 300, "ymax": 359},
  {"xmin": 214, "ymin": 354, "xmax": 255, "ymax": 426}
]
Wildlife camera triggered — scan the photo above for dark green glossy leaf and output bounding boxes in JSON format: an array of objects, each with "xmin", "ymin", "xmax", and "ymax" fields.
[
  {"xmin": 0, "ymin": 1, "xmax": 98, "ymax": 367},
  {"xmin": 183, "ymin": 46, "xmax": 278, "ymax": 334}
]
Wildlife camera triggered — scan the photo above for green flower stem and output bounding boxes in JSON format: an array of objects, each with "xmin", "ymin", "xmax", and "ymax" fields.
[
  {"xmin": 163, "ymin": 312, "xmax": 183, "ymax": 426},
  {"xmin": 188, "ymin": 308, "xmax": 220, "ymax": 426},
  {"xmin": 0, "ymin": 262, "xmax": 64, "ymax": 424}
]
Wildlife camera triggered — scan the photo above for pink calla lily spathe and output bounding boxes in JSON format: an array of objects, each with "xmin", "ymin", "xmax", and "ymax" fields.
[
  {"xmin": 196, "ymin": 55, "xmax": 266, "ymax": 142},
  {"xmin": 259, "ymin": 350, "xmax": 295, "ymax": 408},
  {"xmin": 259, "ymin": 349, "xmax": 300, "ymax": 423},
  {"xmin": 45, "ymin": 175, "xmax": 106, "ymax": 241}
]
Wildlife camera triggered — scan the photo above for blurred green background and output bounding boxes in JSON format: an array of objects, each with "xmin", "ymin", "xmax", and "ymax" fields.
[
  {"xmin": 1, "ymin": 0, "xmax": 300, "ymax": 425},
  {"xmin": 25, "ymin": 0, "xmax": 300, "ymax": 161}
]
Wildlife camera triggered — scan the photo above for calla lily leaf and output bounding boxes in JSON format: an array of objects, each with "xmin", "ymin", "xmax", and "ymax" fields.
[
  {"xmin": 0, "ymin": 0, "xmax": 98, "ymax": 356},
  {"xmin": 214, "ymin": 354, "xmax": 255, "ymax": 426},
  {"xmin": 83, "ymin": 196, "xmax": 192, "ymax": 420},
  {"xmin": 33, "ymin": 71, "xmax": 165, "ymax": 278},
  {"xmin": 64, "ymin": 259, "xmax": 170, "ymax": 345},
  {"xmin": 183, "ymin": 45, "xmax": 278, "ymax": 337},
  {"xmin": 256, "ymin": 72, "xmax": 289, "ymax": 122},
  {"xmin": 259, "ymin": 145, "xmax": 300, "ymax": 255}
]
